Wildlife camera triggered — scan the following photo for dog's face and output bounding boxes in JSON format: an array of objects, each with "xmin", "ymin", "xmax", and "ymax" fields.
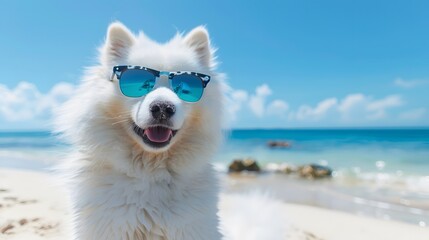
[{"xmin": 98, "ymin": 22, "xmax": 221, "ymax": 154}]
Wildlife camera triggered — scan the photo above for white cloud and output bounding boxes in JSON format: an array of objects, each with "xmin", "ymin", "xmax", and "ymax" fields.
[
  {"xmin": 337, "ymin": 94, "xmax": 367, "ymax": 120},
  {"xmin": 399, "ymin": 108, "xmax": 427, "ymax": 120},
  {"xmin": 366, "ymin": 95, "xmax": 403, "ymax": 119},
  {"xmin": 394, "ymin": 78, "xmax": 429, "ymax": 88},
  {"xmin": 249, "ymin": 84, "xmax": 272, "ymax": 117},
  {"xmin": 226, "ymin": 89, "xmax": 249, "ymax": 121},
  {"xmin": 225, "ymin": 83, "xmax": 410, "ymax": 126},
  {"xmin": 289, "ymin": 94, "xmax": 404, "ymax": 122},
  {"xmin": 231, "ymin": 90, "xmax": 249, "ymax": 102},
  {"xmin": 295, "ymin": 98, "xmax": 338, "ymax": 120},
  {"xmin": 0, "ymin": 82, "xmax": 76, "ymax": 122},
  {"xmin": 338, "ymin": 94, "xmax": 366, "ymax": 113},
  {"xmin": 225, "ymin": 84, "xmax": 290, "ymax": 123},
  {"xmin": 267, "ymin": 100, "xmax": 289, "ymax": 117}
]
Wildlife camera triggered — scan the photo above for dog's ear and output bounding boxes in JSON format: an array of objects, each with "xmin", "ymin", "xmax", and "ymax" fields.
[
  {"xmin": 184, "ymin": 26, "xmax": 214, "ymax": 68},
  {"xmin": 101, "ymin": 22, "xmax": 135, "ymax": 64}
]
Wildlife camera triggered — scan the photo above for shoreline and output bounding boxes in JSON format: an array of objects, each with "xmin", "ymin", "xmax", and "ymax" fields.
[
  {"xmin": 1, "ymin": 168, "xmax": 429, "ymax": 239},
  {"xmin": 220, "ymin": 172, "xmax": 429, "ymax": 227}
]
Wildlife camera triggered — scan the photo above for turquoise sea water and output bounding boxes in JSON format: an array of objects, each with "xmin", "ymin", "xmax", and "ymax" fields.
[{"xmin": 217, "ymin": 129, "xmax": 429, "ymax": 175}]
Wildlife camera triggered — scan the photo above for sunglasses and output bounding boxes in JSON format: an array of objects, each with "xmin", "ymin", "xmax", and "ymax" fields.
[{"xmin": 111, "ymin": 65, "xmax": 211, "ymax": 102}]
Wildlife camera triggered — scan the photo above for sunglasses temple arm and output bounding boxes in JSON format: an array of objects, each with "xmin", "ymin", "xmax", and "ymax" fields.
[{"xmin": 110, "ymin": 72, "xmax": 117, "ymax": 81}]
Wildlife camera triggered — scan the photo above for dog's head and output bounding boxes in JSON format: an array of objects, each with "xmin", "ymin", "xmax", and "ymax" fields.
[
  {"xmin": 56, "ymin": 22, "xmax": 225, "ymax": 173},
  {"xmin": 56, "ymin": 22, "xmax": 223, "ymax": 166}
]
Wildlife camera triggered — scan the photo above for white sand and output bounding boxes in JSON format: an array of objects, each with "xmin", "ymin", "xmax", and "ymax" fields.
[
  {"xmin": 1, "ymin": 168, "xmax": 428, "ymax": 240},
  {"xmin": 0, "ymin": 169, "xmax": 72, "ymax": 239},
  {"xmin": 283, "ymin": 203, "xmax": 429, "ymax": 240}
]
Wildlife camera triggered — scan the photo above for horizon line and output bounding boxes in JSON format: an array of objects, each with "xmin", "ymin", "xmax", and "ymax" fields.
[{"xmin": 1, "ymin": 126, "xmax": 429, "ymax": 133}]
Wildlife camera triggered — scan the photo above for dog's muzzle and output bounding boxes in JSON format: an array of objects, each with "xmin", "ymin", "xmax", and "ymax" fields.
[{"xmin": 132, "ymin": 100, "xmax": 179, "ymax": 149}]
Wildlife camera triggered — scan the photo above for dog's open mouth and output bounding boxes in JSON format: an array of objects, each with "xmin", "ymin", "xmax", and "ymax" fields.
[{"xmin": 132, "ymin": 123, "xmax": 178, "ymax": 148}]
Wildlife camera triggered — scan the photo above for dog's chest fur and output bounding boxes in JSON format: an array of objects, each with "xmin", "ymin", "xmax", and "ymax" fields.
[{"xmin": 70, "ymin": 163, "xmax": 220, "ymax": 240}]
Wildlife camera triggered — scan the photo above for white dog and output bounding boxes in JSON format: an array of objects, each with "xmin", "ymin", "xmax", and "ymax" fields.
[
  {"xmin": 56, "ymin": 22, "xmax": 287, "ymax": 240},
  {"xmin": 55, "ymin": 21, "xmax": 225, "ymax": 240}
]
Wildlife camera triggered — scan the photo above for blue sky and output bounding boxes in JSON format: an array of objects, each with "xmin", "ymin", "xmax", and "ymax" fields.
[{"xmin": 0, "ymin": 0, "xmax": 428, "ymax": 130}]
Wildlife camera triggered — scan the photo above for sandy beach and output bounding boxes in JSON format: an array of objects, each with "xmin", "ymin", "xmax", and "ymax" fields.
[
  {"xmin": 1, "ymin": 168, "xmax": 428, "ymax": 240},
  {"xmin": 0, "ymin": 169, "xmax": 72, "ymax": 239}
]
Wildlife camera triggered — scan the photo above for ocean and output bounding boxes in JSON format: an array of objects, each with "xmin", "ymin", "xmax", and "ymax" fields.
[
  {"xmin": 1, "ymin": 129, "xmax": 428, "ymax": 226},
  {"xmin": 217, "ymin": 129, "xmax": 429, "ymax": 176}
]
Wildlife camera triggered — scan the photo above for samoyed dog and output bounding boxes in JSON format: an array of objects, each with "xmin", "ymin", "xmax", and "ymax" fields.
[{"xmin": 56, "ymin": 22, "xmax": 287, "ymax": 240}]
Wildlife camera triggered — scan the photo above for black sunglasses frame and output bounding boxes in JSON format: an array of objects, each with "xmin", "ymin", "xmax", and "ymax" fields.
[{"xmin": 110, "ymin": 65, "xmax": 211, "ymax": 88}]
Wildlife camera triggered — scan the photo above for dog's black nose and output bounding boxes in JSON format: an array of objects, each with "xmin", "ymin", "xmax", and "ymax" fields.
[{"xmin": 149, "ymin": 101, "xmax": 176, "ymax": 120}]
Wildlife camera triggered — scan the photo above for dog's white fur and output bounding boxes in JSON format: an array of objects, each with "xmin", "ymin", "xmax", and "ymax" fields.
[{"xmin": 56, "ymin": 22, "xmax": 225, "ymax": 240}]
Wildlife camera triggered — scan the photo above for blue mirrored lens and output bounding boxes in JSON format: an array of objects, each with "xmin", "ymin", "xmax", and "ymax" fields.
[
  {"xmin": 119, "ymin": 69, "xmax": 156, "ymax": 97},
  {"xmin": 171, "ymin": 74, "xmax": 204, "ymax": 102}
]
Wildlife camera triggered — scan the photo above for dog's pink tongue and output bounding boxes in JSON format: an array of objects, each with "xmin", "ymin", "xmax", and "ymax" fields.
[{"xmin": 144, "ymin": 127, "xmax": 172, "ymax": 143}]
